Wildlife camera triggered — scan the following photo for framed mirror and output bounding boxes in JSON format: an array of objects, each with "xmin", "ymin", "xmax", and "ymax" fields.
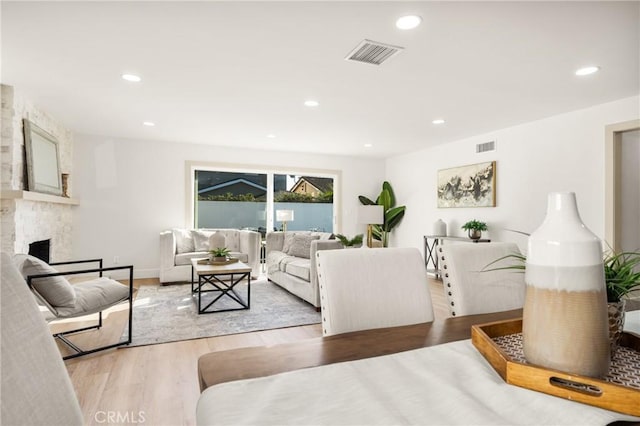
[{"xmin": 23, "ymin": 119, "xmax": 63, "ymax": 196}]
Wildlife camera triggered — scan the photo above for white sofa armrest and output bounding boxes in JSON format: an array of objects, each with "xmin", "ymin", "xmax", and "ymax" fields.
[
  {"xmin": 238, "ymin": 230, "xmax": 261, "ymax": 274},
  {"xmin": 159, "ymin": 230, "xmax": 176, "ymax": 269}
]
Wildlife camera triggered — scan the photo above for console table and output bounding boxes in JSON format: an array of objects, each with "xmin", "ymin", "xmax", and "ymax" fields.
[{"xmin": 424, "ymin": 235, "xmax": 491, "ymax": 278}]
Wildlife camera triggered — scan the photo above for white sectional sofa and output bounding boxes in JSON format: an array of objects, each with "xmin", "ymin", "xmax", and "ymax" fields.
[
  {"xmin": 266, "ymin": 231, "xmax": 342, "ymax": 308},
  {"xmin": 159, "ymin": 228, "xmax": 261, "ymax": 284}
]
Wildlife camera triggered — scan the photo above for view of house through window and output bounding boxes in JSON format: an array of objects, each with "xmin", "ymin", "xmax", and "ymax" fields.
[
  {"xmin": 274, "ymin": 174, "xmax": 333, "ymax": 232},
  {"xmin": 194, "ymin": 170, "xmax": 334, "ymax": 235},
  {"xmin": 195, "ymin": 171, "xmax": 268, "ymax": 232}
]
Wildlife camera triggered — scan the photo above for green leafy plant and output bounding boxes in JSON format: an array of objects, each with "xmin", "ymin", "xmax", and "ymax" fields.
[
  {"xmin": 461, "ymin": 220, "xmax": 488, "ymax": 231},
  {"xmin": 604, "ymin": 251, "xmax": 640, "ymax": 303},
  {"xmin": 209, "ymin": 247, "xmax": 230, "ymax": 258},
  {"xmin": 358, "ymin": 181, "xmax": 406, "ymax": 247},
  {"xmin": 335, "ymin": 234, "xmax": 363, "ymax": 247},
  {"xmin": 274, "ymin": 191, "xmax": 333, "ymax": 203},
  {"xmin": 199, "ymin": 192, "xmax": 262, "ymax": 202},
  {"xmin": 482, "ymin": 253, "xmax": 527, "ymax": 273}
]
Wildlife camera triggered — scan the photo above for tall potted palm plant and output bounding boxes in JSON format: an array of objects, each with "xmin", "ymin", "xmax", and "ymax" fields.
[{"xmin": 359, "ymin": 181, "xmax": 406, "ymax": 247}]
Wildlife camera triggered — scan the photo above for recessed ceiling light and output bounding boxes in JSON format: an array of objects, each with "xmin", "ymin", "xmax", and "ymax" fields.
[
  {"xmin": 396, "ymin": 15, "xmax": 422, "ymax": 30},
  {"xmin": 575, "ymin": 66, "xmax": 600, "ymax": 76},
  {"xmin": 143, "ymin": 121, "xmax": 155, "ymax": 127},
  {"xmin": 304, "ymin": 100, "xmax": 319, "ymax": 107},
  {"xmin": 364, "ymin": 143, "xmax": 373, "ymax": 148},
  {"xmin": 267, "ymin": 134, "xmax": 276, "ymax": 139},
  {"xmin": 432, "ymin": 119, "xmax": 445, "ymax": 125},
  {"xmin": 122, "ymin": 73, "xmax": 141, "ymax": 82}
]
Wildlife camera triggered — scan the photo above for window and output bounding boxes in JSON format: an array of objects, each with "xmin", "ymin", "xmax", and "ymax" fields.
[
  {"xmin": 273, "ymin": 174, "xmax": 333, "ymax": 232},
  {"xmin": 194, "ymin": 170, "xmax": 267, "ymax": 233},
  {"xmin": 188, "ymin": 163, "xmax": 339, "ymax": 235}
]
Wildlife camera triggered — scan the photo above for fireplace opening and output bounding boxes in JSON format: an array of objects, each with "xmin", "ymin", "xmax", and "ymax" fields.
[{"xmin": 28, "ymin": 239, "xmax": 51, "ymax": 263}]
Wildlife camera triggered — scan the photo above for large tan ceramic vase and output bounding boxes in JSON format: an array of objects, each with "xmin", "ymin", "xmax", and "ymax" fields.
[{"xmin": 523, "ymin": 192, "xmax": 610, "ymax": 378}]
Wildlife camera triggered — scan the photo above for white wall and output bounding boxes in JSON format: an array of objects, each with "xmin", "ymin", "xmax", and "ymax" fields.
[
  {"xmin": 72, "ymin": 136, "xmax": 384, "ymax": 277},
  {"xmin": 385, "ymin": 96, "xmax": 640, "ymax": 254}
]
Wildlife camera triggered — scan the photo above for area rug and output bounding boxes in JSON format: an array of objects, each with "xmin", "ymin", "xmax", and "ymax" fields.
[{"xmin": 121, "ymin": 278, "xmax": 320, "ymax": 347}]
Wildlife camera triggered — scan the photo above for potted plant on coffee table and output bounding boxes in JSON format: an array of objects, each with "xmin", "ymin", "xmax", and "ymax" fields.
[
  {"xmin": 209, "ymin": 247, "xmax": 230, "ymax": 263},
  {"xmin": 335, "ymin": 234, "xmax": 364, "ymax": 248},
  {"xmin": 461, "ymin": 219, "xmax": 488, "ymax": 240}
]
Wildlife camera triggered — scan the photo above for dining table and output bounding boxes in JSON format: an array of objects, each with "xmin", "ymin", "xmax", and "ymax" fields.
[{"xmin": 196, "ymin": 306, "xmax": 640, "ymax": 425}]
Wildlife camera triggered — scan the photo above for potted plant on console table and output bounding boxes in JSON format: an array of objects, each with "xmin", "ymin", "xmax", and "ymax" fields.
[{"xmin": 461, "ymin": 219, "xmax": 488, "ymax": 240}]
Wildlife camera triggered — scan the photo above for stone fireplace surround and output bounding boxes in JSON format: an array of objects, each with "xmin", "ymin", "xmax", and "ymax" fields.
[{"xmin": 1, "ymin": 84, "xmax": 75, "ymax": 261}]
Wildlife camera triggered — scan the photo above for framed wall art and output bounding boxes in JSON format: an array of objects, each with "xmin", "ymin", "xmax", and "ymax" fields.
[
  {"xmin": 23, "ymin": 119, "xmax": 63, "ymax": 196},
  {"xmin": 437, "ymin": 161, "xmax": 496, "ymax": 208}
]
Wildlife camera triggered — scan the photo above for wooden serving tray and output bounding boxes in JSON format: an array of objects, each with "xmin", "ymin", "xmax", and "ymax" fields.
[{"xmin": 471, "ymin": 318, "xmax": 640, "ymax": 416}]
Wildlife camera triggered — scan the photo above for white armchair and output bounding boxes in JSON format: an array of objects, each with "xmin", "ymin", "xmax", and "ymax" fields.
[
  {"xmin": 160, "ymin": 228, "xmax": 261, "ymax": 284},
  {"xmin": 316, "ymin": 247, "xmax": 434, "ymax": 336},
  {"xmin": 439, "ymin": 242, "xmax": 525, "ymax": 317}
]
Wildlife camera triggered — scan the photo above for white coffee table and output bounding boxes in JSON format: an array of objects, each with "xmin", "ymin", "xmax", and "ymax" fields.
[{"xmin": 190, "ymin": 258, "xmax": 251, "ymax": 314}]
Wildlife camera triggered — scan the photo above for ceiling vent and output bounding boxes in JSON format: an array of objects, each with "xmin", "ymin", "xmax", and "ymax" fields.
[
  {"xmin": 476, "ymin": 141, "xmax": 496, "ymax": 153},
  {"xmin": 345, "ymin": 39, "xmax": 404, "ymax": 66}
]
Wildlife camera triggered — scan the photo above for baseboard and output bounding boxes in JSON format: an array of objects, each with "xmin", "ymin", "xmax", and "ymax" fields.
[{"xmin": 106, "ymin": 268, "xmax": 158, "ymax": 280}]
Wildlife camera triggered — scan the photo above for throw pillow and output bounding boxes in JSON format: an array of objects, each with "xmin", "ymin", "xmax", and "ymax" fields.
[
  {"xmin": 209, "ymin": 232, "xmax": 226, "ymax": 251},
  {"xmin": 282, "ymin": 232, "xmax": 298, "ymax": 253},
  {"xmin": 192, "ymin": 230, "xmax": 214, "ymax": 251},
  {"xmin": 19, "ymin": 255, "xmax": 76, "ymax": 308},
  {"xmin": 287, "ymin": 234, "xmax": 320, "ymax": 259},
  {"xmin": 173, "ymin": 228, "xmax": 195, "ymax": 254}
]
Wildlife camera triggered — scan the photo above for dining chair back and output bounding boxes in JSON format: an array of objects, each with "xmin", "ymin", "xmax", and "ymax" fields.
[
  {"xmin": 439, "ymin": 242, "xmax": 525, "ymax": 317},
  {"xmin": 316, "ymin": 247, "xmax": 434, "ymax": 336}
]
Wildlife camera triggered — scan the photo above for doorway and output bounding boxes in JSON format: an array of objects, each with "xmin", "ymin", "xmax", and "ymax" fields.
[{"xmin": 605, "ymin": 119, "xmax": 640, "ymax": 251}]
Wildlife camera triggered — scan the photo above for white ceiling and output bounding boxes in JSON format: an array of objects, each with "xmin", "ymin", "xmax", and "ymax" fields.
[{"xmin": 2, "ymin": 1, "xmax": 639, "ymax": 158}]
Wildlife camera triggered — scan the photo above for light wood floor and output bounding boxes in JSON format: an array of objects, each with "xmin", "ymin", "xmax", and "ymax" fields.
[{"xmin": 53, "ymin": 277, "xmax": 448, "ymax": 426}]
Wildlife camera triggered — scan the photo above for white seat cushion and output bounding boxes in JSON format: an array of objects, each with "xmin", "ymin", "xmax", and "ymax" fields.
[
  {"xmin": 285, "ymin": 258, "xmax": 312, "ymax": 281},
  {"xmin": 54, "ymin": 277, "xmax": 130, "ymax": 319},
  {"xmin": 278, "ymin": 256, "xmax": 298, "ymax": 272},
  {"xmin": 175, "ymin": 251, "xmax": 208, "ymax": 266},
  {"xmin": 266, "ymin": 251, "xmax": 289, "ymax": 274}
]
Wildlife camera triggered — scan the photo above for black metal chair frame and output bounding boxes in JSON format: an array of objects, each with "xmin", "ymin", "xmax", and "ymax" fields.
[{"xmin": 26, "ymin": 258, "xmax": 134, "ymax": 360}]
